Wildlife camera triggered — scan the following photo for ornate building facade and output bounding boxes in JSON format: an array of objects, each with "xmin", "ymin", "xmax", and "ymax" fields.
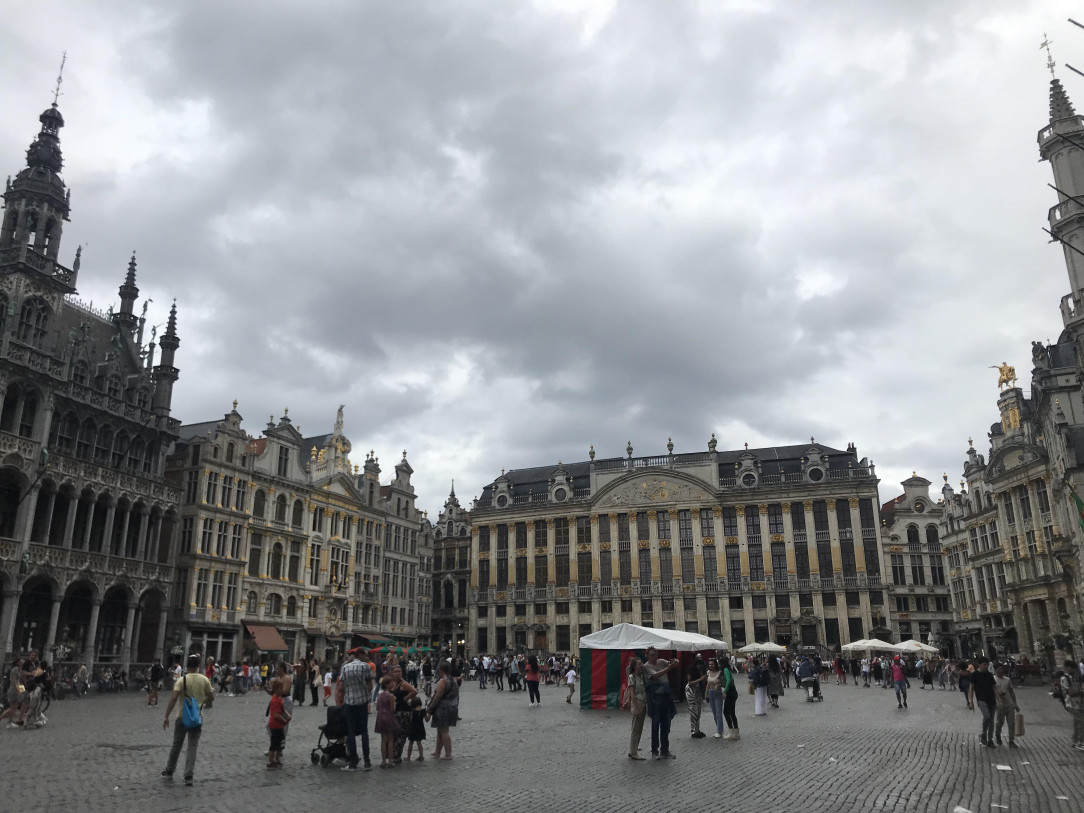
[
  {"xmin": 879, "ymin": 476, "xmax": 954, "ymax": 655},
  {"xmin": 0, "ymin": 99, "xmax": 183, "ymax": 670},
  {"xmin": 464, "ymin": 439, "xmax": 887, "ymax": 656},
  {"xmin": 938, "ymin": 76, "xmax": 1084, "ymax": 660},
  {"xmin": 432, "ymin": 484, "xmax": 471, "ymax": 654},
  {"xmin": 166, "ymin": 406, "xmax": 432, "ymax": 664}
]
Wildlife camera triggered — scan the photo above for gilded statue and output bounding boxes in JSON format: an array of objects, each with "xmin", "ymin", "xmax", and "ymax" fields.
[{"xmin": 990, "ymin": 362, "xmax": 1017, "ymax": 391}]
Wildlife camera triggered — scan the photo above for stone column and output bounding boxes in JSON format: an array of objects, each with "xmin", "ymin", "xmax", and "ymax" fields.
[
  {"xmin": 121, "ymin": 601, "xmax": 137, "ymax": 672},
  {"xmin": 567, "ymin": 516, "xmax": 578, "ymax": 585},
  {"xmin": 17, "ymin": 482, "xmax": 41, "ymax": 544},
  {"xmin": 155, "ymin": 605, "xmax": 169, "ymax": 663},
  {"xmin": 781, "ymin": 502, "xmax": 797, "ymax": 575},
  {"xmin": 43, "ymin": 596, "xmax": 62, "ymax": 663},
  {"xmin": 116, "ymin": 507, "xmax": 131, "ymax": 559},
  {"xmin": 826, "ymin": 499, "xmax": 843, "ymax": 576},
  {"xmin": 134, "ymin": 509, "xmax": 150, "ymax": 561},
  {"xmin": 39, "ymin": 490, "xmax": 57, "ymax": 545},
  {"xmin": 1, "ymin": 588, "xmax": 22, "ymax": 664},
  {"xmin": 545, "ymin": 518, "xmax": 556, "ymax": 586},
  {"xmin": 83, "ymin": 596, "xmax": 102, "ymax": 667},
  {"xmin": 82, "ymin": 500, "xmax": 96, "ymax": 550},
  {"xmin": 102, "ymin": 501, "xmax": 117, "ymax": 557},
  {"xmin": 62, "ymin": 493, "xmax": 79, "ymax": 549}
]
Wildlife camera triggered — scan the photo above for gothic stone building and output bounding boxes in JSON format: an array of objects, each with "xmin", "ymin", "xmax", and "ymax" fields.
[
  {"xmin": 432, "ymin": 483, "xmax": 471, "ymax": 654},
  {"xmin": 937, "ymin": 76, "xmax": 1084, "ymax": 661},
  {"xmin": 465, "ymin": 439, "xmax": 887, "ymax": 656},
  {"xmin": 0, "ymin": 100, "xmax": 182, "ymax": 671}
]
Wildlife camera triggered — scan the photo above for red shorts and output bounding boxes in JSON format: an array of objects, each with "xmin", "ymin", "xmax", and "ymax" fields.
[{"xmin": 323, "ymin": 686, "xmax": 331, "ymax": 699}]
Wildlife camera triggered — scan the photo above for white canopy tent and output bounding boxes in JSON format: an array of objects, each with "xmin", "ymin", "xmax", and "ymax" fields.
[
  {"xmin": 894, "ymin": 639, "xmax": 940, "ymax": 654},
  {"xmin": 737, "ymin": 642, "xmax": 786, "ymax": 654},
  {"xmin": 578, "ymin": 623, "xmax": 728, "ymax": 652},
  {"xmin": 840, "ymin": 639, "xmax": 872, "ymax": 651}
]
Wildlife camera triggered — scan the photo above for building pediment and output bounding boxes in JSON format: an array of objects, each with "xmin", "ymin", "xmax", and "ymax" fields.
[
  {"xmin": 594, "ymin": 470, "xmax": 714, "ymax": 508},
  {"xmin": 986, "ymin": 442, "xmax": 1047, "ymax": 479}
]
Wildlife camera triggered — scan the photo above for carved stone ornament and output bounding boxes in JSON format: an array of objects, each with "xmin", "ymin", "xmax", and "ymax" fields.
[
  {"xmin": 599, "ymin": 542, "xmax": 611, "ymax": 551},
  {"xmin": 658, "ymin": 539, "xmax": 671, "ymax": 548},
  {"xmin": 771, "ymin": 534, "xmax": 784, "ymax": 542},
  {"xmin": 638, "ymin": 540, "xmax": 650, "ymax": 549},
  {"xmin": 702, "ymin": 537, "xmax": 715, "ymax": 546},
  {"xmin": 725, "ymin": 536, "xmax": 739, "ymax": 545},
  {"xmin": 577, "ymin": 543, "xmax": 591, "ymax": 553},
  {"xmin": 534, "ymin": 547, "xmax": 547, "ymax": 556},
  {"xmin": 602, "ymin": 477, "xmax": 707, "ymax": 507},
  {"xmin": 849, "ymin": 498, "xmax": 860, "ymax": 508}
]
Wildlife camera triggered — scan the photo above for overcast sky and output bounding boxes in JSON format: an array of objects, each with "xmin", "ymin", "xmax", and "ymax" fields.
[{"xmin": 2, "ymin": 1, "xmax": 1078, "ymax": 515}]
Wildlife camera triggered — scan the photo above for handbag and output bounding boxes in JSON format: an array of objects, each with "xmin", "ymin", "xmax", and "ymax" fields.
[
  {"xmin": 181, "ymin": 675, "xmax": 202, "ymax": 729},
  {"xmin": 1015, "ymin": 711, "xmax": 1025, "ymax": 737},
  {"xmin": 747, "ymin": 681, "xmax": 755, "ymax": 695}
]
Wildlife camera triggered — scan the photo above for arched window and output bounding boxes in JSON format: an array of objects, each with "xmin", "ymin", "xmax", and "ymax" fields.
[
  {"xmin": 56, "ymin": 413, "xmax": 77, "ymax": 452},
  {"xmin": 111, "ymin": 431, "xmax": 128, "ymax": 467},
  {"xmin": 23, "ymin": 210, "xmax": 38, "ymax": 245},
  {"xmin": 369, "ymin": 483, "xmax": 375, "ymax": 505},
  {"xmin": 253, "ymin": 490, "xmax": 266, "ymax": 518},
  {"xmin": 106, "ymin": 375, "xmax": 120, "ymax": 399},
  {"xmin": 246, "ymin": 591, "xmax": 258, "ymax": 614},
  {"xmin": 226, "ymin": 442, "xmax": 235, "ymax": 463},
  {"xmin": 72, "ymin": 361, "xmax": 87, "ymax": 386},
  {"xmin": 925, "ymin": 525, "xmax": 940, "ymax": 551},
  {"xmin": 94, "ymin": 426, "xmax": 113, "ymax": 462},
  {"xmin": 42, "ymin": 219, "xmax": 57, "ymax": 254},
  {"xmin": 292, "ymin": 499, "xmax": 303, "ymax": 528},
  {"xmin": 17, "ymin": 298, "xmax": 50, "ymax": 347},
  {"xmin": 127, "ymin": 438, "xmax": 144, "ymax": 472},
  {"xmin": 212, "ymin": 445, "xmax": 220, "ymax": 460},
  {"xmin": 275, "ymin": 494, "xmax": 287, "ymax": 523},
  {"xmin": 458, "ymin": 579, "xmax": 467, "ymax": 607},
  {"xmin": 76, "ymin": 418, "xmax": 95, "ymax": 459},
  {"xmin": 267, "ymin": 594, "xmax": 282, "ymax": 615},
  {"xmin": 0, "ymin": 382, "xmax": 19, "ymax": 432},
  {"xmin": 270, "ymin": 542, "xmax": 284, "ymax": 580},
  {"xmin": 286, "ymin": 596, "xmax": 297, "ymax": 617},
  {"xmin": 18, "ymin": 389, "xmax": 38, "ymax": 438},
  {"xmin": 143, "ymin": 442, "xmax": 158, "ymax": 475},
  {"xmin": 444, "ymin": 581, "xmax": 454, "ymax": 608},
  {"xmin": 447, "ymin": 521, "xmax": 453, "ymax": 535},
  {"xmin": 906, "ymin": 525, "xmax": 921, "ymax": 551}
]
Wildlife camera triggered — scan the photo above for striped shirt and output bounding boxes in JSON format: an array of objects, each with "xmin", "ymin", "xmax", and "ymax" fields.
[{"xmin": 339, "ymin": 660, "xmax": 372, "ymax": 706}]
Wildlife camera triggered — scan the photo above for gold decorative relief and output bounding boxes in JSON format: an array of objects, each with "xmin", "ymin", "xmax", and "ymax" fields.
[
  {"xmin": 681, "ymin": 584, "xmax": 695, "ymax": 593},
  {"xmin": 751, "ymin": 581, "xmax": 765, "ymax": 591},
  {"xmin": 477, "ymin": 551, "xmax": 489, "ymax": 560},
  {"xmin": 758, "ymin": 504, "xmax": 768, "ymax": 514},
  {"xmin": 849, "ymin": 498, "xmax": 860, "ymax": 508},
  {"xmin": 826, "ymin": 499, "xmax": 836, "ymax": 510},
  {"xmin": 771, "ymin": 534, "xmax": 784, "ymax": 542},
  {"xmin": 658, "ymin": 539, "xmax": 671, "ymax": 548},
  {"xmin": 889, "ymin": 545, "xmax": 903, "ymax": 553},
  {"xmin": 702, "ymin": 537, "xmax": 715, "ymax": 546},
  {"xmin": 736, "ymin": 506, "xmax": 745, "ymax": 517},
  {"xmin": 556, "ymin": 588, "xmax": 569, "ymax": 598},
  {"xmin": 725, "ymin": 536, "xmax": 739, "ymax": 545},
  {"xmin": 638, "ymin": 540, "xmax": 650, "ymax": 549},
  {"xmin": 599, "ymin": 542, "xmax": 611, "ymax": 551},
  {"xmin": 577, "ymin": 543, "xmax": 591, "ymax": 553},
  {"xmin": 803, "ymin": 501, "xmax": 813, "ymax": 510},
  {"xmin": 534, "ymin": 547, "xmax": 547, "ymax": 556},
  {"xmin": 691, "ymin": 508, "xmax": 701, "ymax": 518}
]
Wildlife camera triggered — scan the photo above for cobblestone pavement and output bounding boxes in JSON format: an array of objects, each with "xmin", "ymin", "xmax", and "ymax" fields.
[{"xmin": 1, "ymin": 677, "xmax": 1082, "ymax": 812}]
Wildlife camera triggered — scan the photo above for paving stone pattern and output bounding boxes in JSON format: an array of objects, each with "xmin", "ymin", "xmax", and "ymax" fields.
[{"xmin": 1, "ymin": 678, "xmax": 1081, "ymax": 812}]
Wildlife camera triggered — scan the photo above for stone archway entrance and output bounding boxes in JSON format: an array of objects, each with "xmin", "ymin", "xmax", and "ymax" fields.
[
  {"xmin": 98, "ymin": 585, "xmax": 133, "ymax": 664},
  {"xmin": 13, "ymin": 576, "xmax": 56, "ymax": 654},
  {"xmin": 58, "ymin": 580, "xmax": 96, "ymax": 659},
  {"xmin": 136, "ymin": 589, "xmax": 166, "ymax": 663}
]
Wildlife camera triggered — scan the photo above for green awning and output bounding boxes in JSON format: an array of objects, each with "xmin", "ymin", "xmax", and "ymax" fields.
[{"xmin": 366, "ymin": 637, "xmax": 394, "ymax": 647}]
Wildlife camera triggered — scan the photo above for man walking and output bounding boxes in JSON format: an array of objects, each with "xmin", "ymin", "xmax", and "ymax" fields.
[
  {"xmin": 968, "ymin": 657, "xmax": 997, "ymax": 748},
  {"xmin": 685, "ymin": 654, "xmax": 707, "ymax": 738},
  {"xmin": 1060, "ymin": 658, "xmax": 1084, "ymax": 750},
  {"xmin": 338, "ymin": 648, "xmax": 374, "ymax": 771},
  {"xmin": 161, "ymin": 654, "xmax": 214, "ymax": 786},
  {"xmin": 992, "ymin": 662, "xmax": 1019, "ymax": 748}
]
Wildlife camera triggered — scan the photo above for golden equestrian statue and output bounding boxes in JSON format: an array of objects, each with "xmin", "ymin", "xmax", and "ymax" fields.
[{"xmin": 990, "ymin": 362, "xmax": 1017, "ymax": 391}]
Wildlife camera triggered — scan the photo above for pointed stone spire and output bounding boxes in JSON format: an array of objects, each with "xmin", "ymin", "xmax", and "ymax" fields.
[
  {"xmin": 164, "ymin": 300, "xmax": 178, "ymax": 339},
  {"xmin": 450, "ymin": 479, "xmax": 456, "ymax": 497},
  {"xmin": 1051, "ymin": 77, "xmax": 1077, "ymax": 123}
]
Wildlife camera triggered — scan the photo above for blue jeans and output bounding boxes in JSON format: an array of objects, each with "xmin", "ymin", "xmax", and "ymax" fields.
[
  {"xmin": 894, "ymin": 680, "xmax": 908, "ymax": 700},
  {"xmin": 343, "ymin": 703, "xmax": 370, "ymax": 766},
  {"xmin": 706, "ymin": 689, "xmax": 725, "ymax": 735},
  {"xmin": 978, "ymin": 700, "xmax": 995, "ymax": 742}
]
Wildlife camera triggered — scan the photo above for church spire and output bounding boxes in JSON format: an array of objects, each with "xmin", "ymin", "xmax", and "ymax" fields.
[
  {"xmin": 114, "ymin": 252, "xmax": 140, "ymax": 333},
  {"xmin": 1050, "ymin": 77, "xmax": 1077, "ymax": 123}
]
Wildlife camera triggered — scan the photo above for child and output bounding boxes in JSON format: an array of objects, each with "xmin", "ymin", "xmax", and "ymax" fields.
[
  {"xmin": 267, "ymin": 681, "xmax": 292, "ymax": 769},
  {"xmin": 406, "ymin": 696, "xmax": 426, "ymax": 761},
  {"xmin": 565, "ymin": 664, "xmax": 577, "ymax": 704},
  {"xmin": 323, "ymin": 667, "xmax": 333, "ymax": 706},
  {"xmin": 373, "ymin": 676, "xmax": 399, "ymax": 768}
]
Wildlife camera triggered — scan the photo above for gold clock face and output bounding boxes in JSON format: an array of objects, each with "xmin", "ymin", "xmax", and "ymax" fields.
[{"xmin": 914, "ymin": 501, "xmax": 925, "ymax": 513}]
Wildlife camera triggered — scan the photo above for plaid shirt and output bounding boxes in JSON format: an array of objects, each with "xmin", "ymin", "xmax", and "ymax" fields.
[{"xmin": 339, "ymin": 659, "xmax": 372, "ymax": 706}]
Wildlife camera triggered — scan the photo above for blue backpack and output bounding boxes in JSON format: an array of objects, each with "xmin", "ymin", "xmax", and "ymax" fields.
[{"xmin": 181, "ymin": 675, "xmax": 202, "ymax": 729}]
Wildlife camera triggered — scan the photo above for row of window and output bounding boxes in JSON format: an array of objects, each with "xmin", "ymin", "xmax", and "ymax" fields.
[
  {"xmin": 468, "ymin": 538, "xmax": 885, "ymax": 590},
  {"xmin": 474, "ymin": 501, "xmax": 880, "ymax": 553},
  {"xmin": 889, "ymin": 554, "xmax": 947, "ymax": 587}
]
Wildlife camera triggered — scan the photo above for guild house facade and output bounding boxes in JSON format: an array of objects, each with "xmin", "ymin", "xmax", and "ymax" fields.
[{"xmin": 464, "ymin": 438, "xmax": 888, "ymax": 656}]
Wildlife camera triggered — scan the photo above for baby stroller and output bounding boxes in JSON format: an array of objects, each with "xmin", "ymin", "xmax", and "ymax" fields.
[{"xmin": 310, "ymin": 705, "xmax": 349, "ymax": 767}]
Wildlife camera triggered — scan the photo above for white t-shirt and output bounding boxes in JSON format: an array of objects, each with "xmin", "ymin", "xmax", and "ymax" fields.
[
  {"xmin": 323, "ymin": 671, "xmax": 332, "ymax": 688},
  {"xmin": 566, "ymin": 669, "xmax": 577, "ymax": 685}
]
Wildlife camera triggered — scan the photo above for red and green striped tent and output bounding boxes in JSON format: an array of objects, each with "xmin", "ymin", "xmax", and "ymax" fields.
[{"xmin": 578, "ymin": 623, "xmax": 728, "ymax": 709}]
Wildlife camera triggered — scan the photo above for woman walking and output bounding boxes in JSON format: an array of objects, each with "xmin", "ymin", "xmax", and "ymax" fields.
[
  {"xmin": 751, "ymin": 657, "xmax": 769, "ymax": 716},
  {"xmin": 767, "ymin": 655, "xmax": 784, "ymax": 709},
  {"xmin": 622, "ymin": 658, "xmax": 648, "ymax": 759},
  {"xmin": 642, "ymin": 646, "xmax": 679, "ymax": 760},
  {"xmin": 525, "ymin": 655, "xmax": 542, "ymax": 708},
  {"xmin": 425, "ymin": 660, "xmax": 458, "ymax": 759},
  {"xmin": 386, "ymin": 663, "xmax": 418, "ymax": 763},
  {"xmin": 722, "ymin": 655, "xmax": 740, "ymax": 740},
  {"xmin": 705, "ymin": 658, "xmax": 725, "ymax": 738}
]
